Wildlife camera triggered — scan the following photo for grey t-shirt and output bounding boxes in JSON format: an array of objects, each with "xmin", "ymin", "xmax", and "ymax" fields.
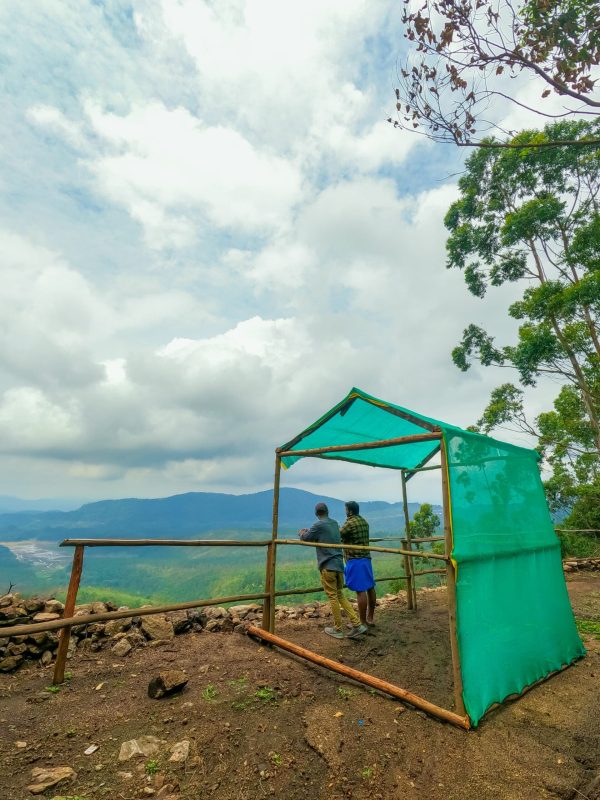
[{"xmin": 300, "ymin": 516, "xmax": 344, "ymax": 573}]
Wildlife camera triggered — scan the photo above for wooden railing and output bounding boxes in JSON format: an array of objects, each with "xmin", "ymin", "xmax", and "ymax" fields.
[{"xmin": 0, "ymin": 535, "xmax": 446, "ymax": 685}]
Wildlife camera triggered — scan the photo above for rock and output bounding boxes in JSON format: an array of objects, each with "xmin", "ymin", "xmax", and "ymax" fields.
[
  {"xmin": 26, "ymin": 766, "xmax": 76, "ymax": 794},
  {"xmin": 204, "ymin": 606, "xmax": 228, "ymax": 620},
  {"xmin": 0, "ymin": 655, "xmax": 23, "ymax": 671},
  {"xmin": 141, "ymin": 616, "xmax": 174, "ymax": 641},
  {"xmin": 205, "ymin": 620, "xmax": 221, "ymax": 632},
  {"xmin": 169, "ymin": 740, "xmax": 190, "ymax": 763},
  {"xmin": 104, "ymin": 619, "xmax": 131, "ymax": 637},
  {"xmin": 7, "ymin": 642, "xmax": 27, "ymax": 656},
  {"xmin": 228, "ymin": 605, "xmax": 255, "ymax": 619},
  {"xmin": 41, "ymin": 650, "xmax": 54, "ymax": 666},
  {"xmin": 112, "ymin": 639, "xmax": 132, "ymax": 657},
  {"xmin": 33, "ymin": 612, "xmax": 60, "ymax": 623},
  {"xmin": 23, "ymin": 598, "xmax": 45, "ymax": 613},
  {"xmin": 125, "ymin": 631, "xmax": 146, "ymax": 648},
  {"xmin": 91, "ymin": 601, "xmax": 108, "ymax": 614},
  {"xmin": 118, "ymin": 735, "xmax": 163, "ymax": 761},
  {"xmin": 15, "ymin": 741, "xmax": 27, "ymax": 748},
  {"xmin": 148, "ymin": 669, "xmax": 189, "ymax": 699},
  {"xmin": 0, "ymin": 594, "xmax": 13, "ymax": 608},
  {"xmin": 168, "ymin": 610, "xmax": 191, "ymax": 634},
  {"xmin": 44, "ymin": 599, "xmax": 65, "ymax": 614},
  {"xmin": 28, "ymin": 631, "xmax": 50, "ymax": 646}
]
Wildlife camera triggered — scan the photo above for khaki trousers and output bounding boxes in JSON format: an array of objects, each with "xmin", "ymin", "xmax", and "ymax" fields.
[{"xmin": 320, "ymin": 569, "xmax": 359, "ymax": 630}]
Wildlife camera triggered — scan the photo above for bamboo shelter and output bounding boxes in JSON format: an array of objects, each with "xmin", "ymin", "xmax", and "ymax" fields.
[{"xmin": 256, "ymin": 387, "xmax": 585, "ymax": 729}]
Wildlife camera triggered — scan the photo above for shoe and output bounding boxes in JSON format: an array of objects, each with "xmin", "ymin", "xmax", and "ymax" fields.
[
  {"xmin": 324, "ymin": 627, "xmax": 344, "ymax": 639},
  {"xmin": 347, "ymin": 623, "xmax": 368, "ymax": 638}
]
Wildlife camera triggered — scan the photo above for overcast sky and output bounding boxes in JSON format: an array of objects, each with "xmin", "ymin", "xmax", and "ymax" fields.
[{"xmin": 0, "ymin": 0, "xmax": 556, "ymax": 506}]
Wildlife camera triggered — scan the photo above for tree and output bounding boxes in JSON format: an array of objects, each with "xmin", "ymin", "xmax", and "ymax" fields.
[
  {"xmin": 390, "ymin": 0, "xmax": 600, "ymax": 148},
  {"xmin": 408, "ymin": 503, "xmax": 441, "ymax": 546},
  {"xmin": 446, "ymin": 118, "xmax": 600, "ymax": 515}
]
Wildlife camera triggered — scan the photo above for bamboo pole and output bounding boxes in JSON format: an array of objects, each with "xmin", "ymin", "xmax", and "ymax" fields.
[
  {"xmin": 274, "ymin": 539, "xmax": 447, "ymax": 560},
  {"xmin": 401, "ymin": 469, "xmax": 416, "ymax": 610},
  {"xmin": 440, "ymin": 438, "xmax": 467, "ymax": 719},
  {"xmin": 1, "ymin": 592, "xmax": 270, "ymax": 639},
  {"xmin": 278, "ymin": 431, "xmax": 441, "ymax": 458},
  {"xmin": 262, "ymin": 454, "xmax": 281, "ymax": 632},
  {"xmin": 52, "ymin": 545, "xmax": 84, "ymax": 685},
  {"xmin": 404, "ymin": 444, "xmax": 441, "ymax": 482},
  {"xmin": 401, "ymin": 536, "xmax": 445, "ymax": 544},
  {"xmin": 60, "ymin": 538, "xmax": 272, "ymax": 548},
  {"xmin": 247, "ymin": 625, "xmax": 470, "ymax": 729}
]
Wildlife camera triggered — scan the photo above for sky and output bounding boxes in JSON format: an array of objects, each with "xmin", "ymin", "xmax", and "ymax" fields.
[{"xmin": 0, "ymin": 0, "xmax": 558, "ymax": 506}]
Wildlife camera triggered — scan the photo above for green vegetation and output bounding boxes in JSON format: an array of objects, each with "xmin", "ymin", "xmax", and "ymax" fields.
[
  {"xmin": 45, "ymin": 685, "xmax": 60, "ymax": 694},
  {"xmin": 254, "ymin": 686, "xmax": 278, "ymax": 704},
  {"xmin": 201, "ymin": 684, "xmax": 218, "ymax": 701},
  {"xmin": 446, "ymin": 119, "xmax": 600, "ymax": 541},
  {"xmin": 270, "ymin": 752, "xmax": 283, "ymax": 767},
  {"xmin": 337, "ymin": 687, "xmax": 355, "ymax": 700},
  {"xmin": 145, "ymin": 759, "xmax": 160, "ymax": 776},
  {"xmin": 360, "ymin": 767, "xmax": 374, "ymax": 781},
  {"xmin": 576, "ymin": 618, "xmax": 600, "ymax": 639}
]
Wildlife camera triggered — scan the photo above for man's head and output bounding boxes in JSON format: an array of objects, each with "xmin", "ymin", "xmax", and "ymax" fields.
[
  {"xmin": 315, "ymin": 502, "xmax": 328, "ymax": 518},
  {"xmin": 345, "ymin": 500, "xmax": 359, "ymax": 517}
]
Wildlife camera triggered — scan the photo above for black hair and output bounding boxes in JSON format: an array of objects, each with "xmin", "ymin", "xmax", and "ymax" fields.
[{"xmin": 345, "ymin": 500, "xmax": 359, "ymax": 515}]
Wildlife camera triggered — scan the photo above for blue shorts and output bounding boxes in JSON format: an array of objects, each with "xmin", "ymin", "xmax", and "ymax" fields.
[{"xmin": 344, "ymin": 558, "xmax": 375, "ymax": 592}]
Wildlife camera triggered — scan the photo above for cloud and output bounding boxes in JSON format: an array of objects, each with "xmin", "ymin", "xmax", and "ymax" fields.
[{"xmin": 0, "ymin": 1, "xmax": 553, "ymax": 505}]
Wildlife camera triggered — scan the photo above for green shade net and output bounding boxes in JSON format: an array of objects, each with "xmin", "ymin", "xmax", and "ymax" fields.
[
  {"xmin": 280, "ymin": 388, "xmax": 585, "ymax": 726},
  {"xmin": 445, "ymin": 428, "xmax": 585, "ymax": 726}
]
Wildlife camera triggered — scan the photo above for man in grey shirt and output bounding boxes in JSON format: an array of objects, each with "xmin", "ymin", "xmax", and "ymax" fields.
[{"xmin": 299, "ymin": 502, "xmax": 367, "ymax": 639}]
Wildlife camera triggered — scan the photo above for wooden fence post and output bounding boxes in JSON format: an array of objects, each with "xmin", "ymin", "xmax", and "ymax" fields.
[
  {"xmin": 262, "ymin": 453, "xmax": 281, "ymax": 633},
  {"xmin": 401, "ymin": 469, "xmax": 416, "ymax": 610},
  {"xmin": 53, "ymin": 545, "xmax": 84, "ymax": 685},
  {"xmin": 440, "ymin": 438, "xmax": 467, "ymax": 719}
]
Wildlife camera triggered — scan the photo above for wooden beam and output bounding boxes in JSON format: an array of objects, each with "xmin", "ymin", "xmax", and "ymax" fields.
[
  {"xmin": 401, "ymin": 469, "xmax": 416, "ymax": 611},
  {"xmin": 0, "ymin": 592, "xmax": 269, "ymax": 639},
  {"xmin": 401, "ymin": 536, "xmax": 445, "ymax": 544},
  {"xmin": 441, "ymin": 438, "xmax": 467, "ymax": 720},
  {"xmin": 52, "ymin": 545, "xmax": 84, "ymax": 685},
  {"xmin": 279, "ymin": 432, "xmax": 442, "ymax": 459},
  {"xmin": 262, "ymin": 454, "xmax": 281, "ymax": 632},
  {"xmin": 247, "ymin": 625, "xmax": 470, "ymax": 729},
  {"xmin": 60, "ymin": 538, "xmax": 272, "ymax": 548},
  {"xmin": 404, "ymin": 443, "xmax": 442, "ymax": 482},
  {"xmin": 274, "ymin": 538, "xmax": 448, "ymax": 560}
]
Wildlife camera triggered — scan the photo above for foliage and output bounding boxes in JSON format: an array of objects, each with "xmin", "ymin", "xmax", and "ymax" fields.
[
  {"xmin": 408, "ymin": 503, "xmax": 440, "ymax": 546},
  {"xmin": 391, "ymin": 0, "xmax": 600, "ymax": 147},
  {"xmin": 576, "ymin": 618, "xmax": 600, "ymax": 639},
  {"xmin": 446, "ymin": 118, "xmax": 600, "ymax": 515},
  {"xmin": 145, "ymin": 759, "xmax": 160, "ymax": 776},
  {"xmin": 201, "ymin": 684, "xmax": 218, "ymax": 701}
]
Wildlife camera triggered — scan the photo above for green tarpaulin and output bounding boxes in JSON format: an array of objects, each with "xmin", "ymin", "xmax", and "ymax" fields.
[{"xmin": 279, "ymin": 388, "xmax": 585, "ymax": 726}]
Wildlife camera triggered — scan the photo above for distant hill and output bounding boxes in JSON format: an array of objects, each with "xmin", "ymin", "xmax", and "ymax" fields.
[
  {"xmin": 0, "ymin": 495, "xmax": 88, "ymax": 514},
  {"xmin": 0, "ymin": 488, "xmax": 434, "ymax": 542}
]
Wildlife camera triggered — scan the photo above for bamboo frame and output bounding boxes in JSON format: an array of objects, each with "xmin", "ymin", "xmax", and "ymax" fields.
[
  {"xmin": 274, "ymin": 539, "xmax": 447, "ymax": 560},
  {"xmin": 247, "ymin": 625, "xmax": 470, "ymax": 729},
  {"xmin": 278, "ymin": 431, "xmax": 441, "ymax": 459},
  {"xmin": 52, "ymin": 545, "xmax": 84, "ymax": 684},
  {"xmin": 262, "ymin": 454, "xmax": 281, "ymax": 632},
  {"xmin": 401, "ymin": 469, "xmax": 417, "ymax": 610},
  {"xmin": 440, "ymin": 437, "xmax": 467, "ymax": 718}
]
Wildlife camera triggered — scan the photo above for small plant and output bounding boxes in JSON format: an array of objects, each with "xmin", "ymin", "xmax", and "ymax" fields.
[
  {"xmin": 254, "ymin": 686, "xmax": 277, "ymax": 703},
  {"xmin": 64, "ymin": 671, "xmax": 73, "ymax": 681},
  {"xmin": 361, "ymin": 766, "xmax": 374, "ymax": 780},
  {"xmin": 270, "ymin": 751, "xmax": 283, "ymax": 767},
  {"xmin": 231, "ymin": 699, "xmax": 251, "ymax": 711},
  {"xmin": 45, "ymin": 685, "xmax": 61, "ymax": 694},
  {"xmin": 576, "ymin": 618, "xmax": 600, "ymax": 639},
  {"xmin": 145, "ymin": 759, "xmax": 160, "ymax": 776},
  {"xmin": 65, "ymin": 728, "xmax": 77, "ymax": 738},
  {"xmin": 337, "ymin": 687, "xmax": 355, "ymax": 700},
  {"xmin": 201, "ymin": 684, "xmax": 218, "ymax": 701}
]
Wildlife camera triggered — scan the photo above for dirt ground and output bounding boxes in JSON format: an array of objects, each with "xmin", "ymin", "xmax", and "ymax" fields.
[{"xmin": 0, "ymin": 574, "xmax": 598, "ymax": 800}]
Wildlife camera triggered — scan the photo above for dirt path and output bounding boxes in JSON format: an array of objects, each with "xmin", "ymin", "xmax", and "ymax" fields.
[{"xmin": 1, "ymin": 575, "xmax": 598, "ymax": 800}]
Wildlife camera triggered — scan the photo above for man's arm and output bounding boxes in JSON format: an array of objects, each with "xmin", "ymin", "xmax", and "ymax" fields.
[
  {"xmin": 299, "ymin": 522, "xmax": 320, "ymax": 542},
  {"xmin": 339, "ymin": 517, "xmax": 354, "ymax": 543}
]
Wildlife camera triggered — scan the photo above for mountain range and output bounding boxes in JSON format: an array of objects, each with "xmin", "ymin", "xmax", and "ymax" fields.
[{"xmin": 0, "ymin": 488, "xmax": 433, "ymax": 542}]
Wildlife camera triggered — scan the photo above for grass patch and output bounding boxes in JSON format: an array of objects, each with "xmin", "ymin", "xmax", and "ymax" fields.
[
  {"xmin": 576, "ymin": 618, "xmax": 600, "ymax": 639},
  {"xmin": 145, "ymin": 759, "xmax": 160, "ymax": 776},
  {"xmin": 201, "ymin": 683, "xmax": 218, "ymax": 701},
  {"xmin": 45, "ymin": 685, "xmax": 61, "ymax": 694},
  {"xmin": 337, "ymin": 687, "xmax": 355, "ymax": 700}
]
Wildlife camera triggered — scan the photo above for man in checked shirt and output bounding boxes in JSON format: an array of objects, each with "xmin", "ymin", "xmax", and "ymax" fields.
[{"xmin": 340, "ymin": 500, "xmax": 377, "ymax": 627}]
